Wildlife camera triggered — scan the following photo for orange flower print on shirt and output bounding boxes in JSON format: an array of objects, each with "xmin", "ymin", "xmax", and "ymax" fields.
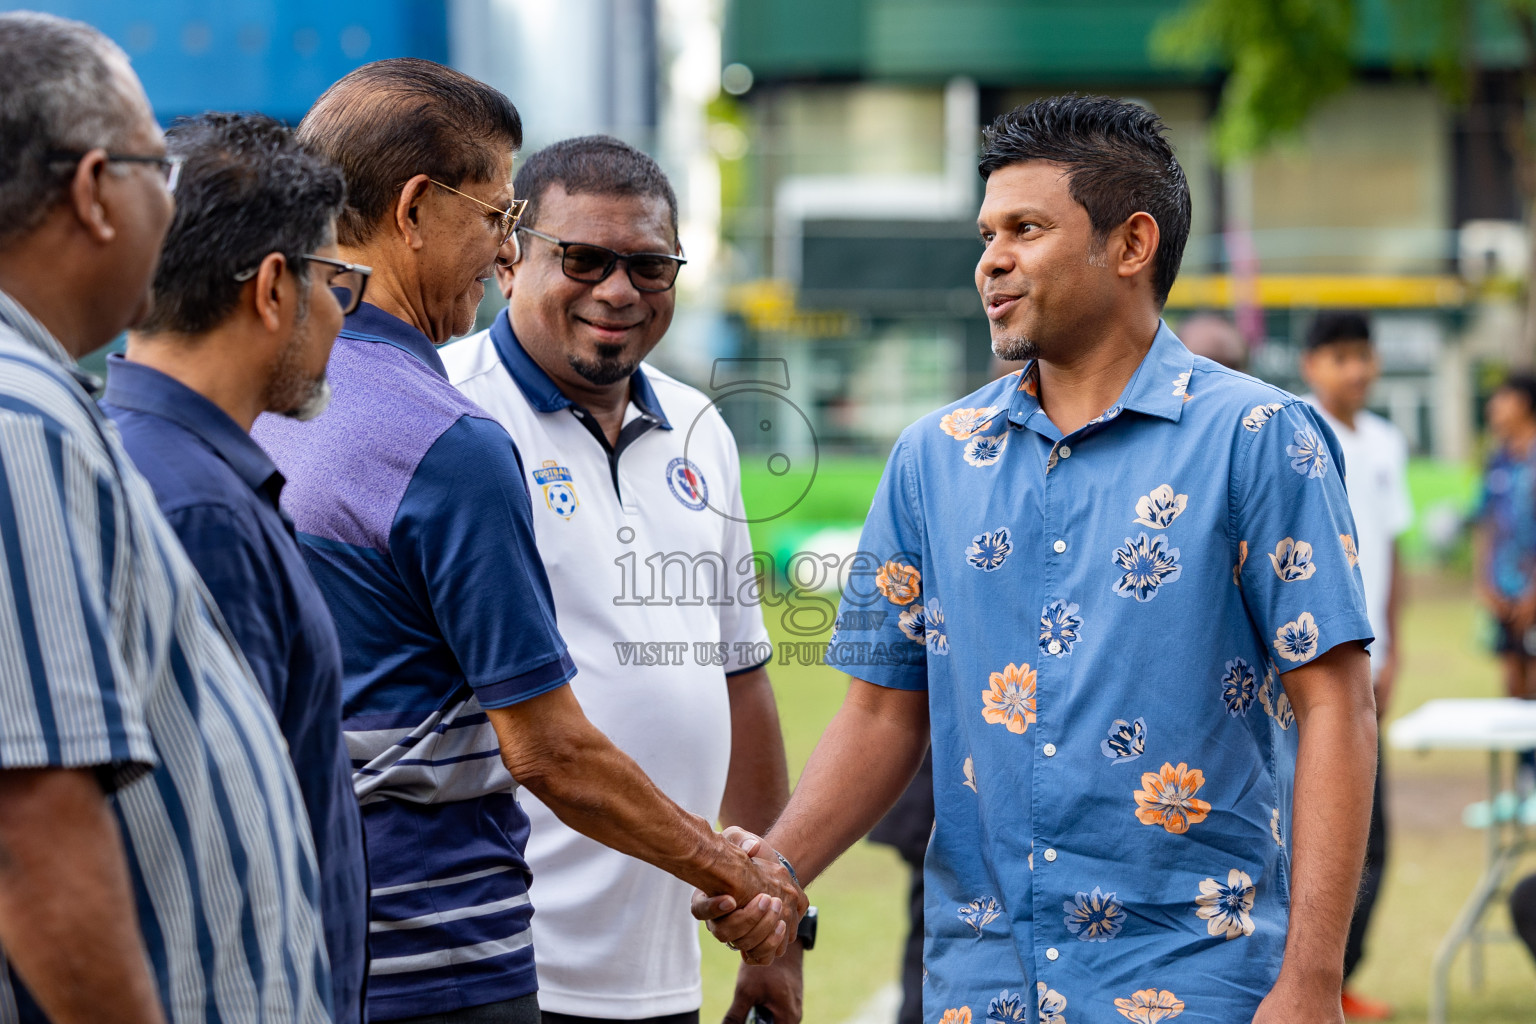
[
  {"xmin": 1133, "ymin": 762, "xmax": 1212, "ymax": 834},
  {"xmin": 982, "ymin": 662, "xmax": 1037, "ymax": 734},
  {"xmin": 875, "ymin": 560, "xmax": 920, "ymax": 606},
  {"xmin": 1341, "ymin": 533, "xmax": 1359, "ymax": 568},
  {"xmin": 1114, "ymin": 988, "xmax": 1185, "ymax": 1022},
  {"xmin": 939, "ymin": 1009, "xmax": 972, "ymax": 1024},
  {"xmin": 940, "ymin": 406, "xmax": 1000, "ymax": 441},
  {"xmin": 1233, "ymin": 540, "xmax": 1247, "ymax": 586}
]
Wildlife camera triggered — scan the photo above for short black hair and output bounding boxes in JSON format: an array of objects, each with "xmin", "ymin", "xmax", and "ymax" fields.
[
  {"xmin": 0, "ymin": 12, "xmax": 135, "ymax": 247},
  {"xmin": 1499, "ymin": 372, "xmax": 1536, "ymax": 416},
  {"xmin": 514, "ymin": 135, "xmax": 678, "ymax": 244},
  {"xmin": 979, "ymin": 95, "xmax": 1191, "ymax": 306},
  {"xmin": 1307, "ymin": 311, "xmax": 1372, "ymax": 350},
  {"xmin": 138, "ymin": 113, "xmax": 346, "ymax": 336},
  {"xmin": 297, "ymin": 58, "xmax": 522, "ymax": 246}
]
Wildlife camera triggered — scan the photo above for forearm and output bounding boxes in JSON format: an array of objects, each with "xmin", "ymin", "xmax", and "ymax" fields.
[
  {"xmin": 0, "ymin": 768, "xmax": 165, "ymax": 1024},
  {"xmin": 1279, "ymin": 653, "xmax": 1378, "ymax": 986},
  {"xmin": 719, "ymin": 667, "xmax": 791, "ymax": 835},
  {"xmin": 766, "ymin": 678, "xmax": 929, "ymax": 886},
  {"xmin": 490, "ymin": 689, "xmax": 765, "ymax": 901}
]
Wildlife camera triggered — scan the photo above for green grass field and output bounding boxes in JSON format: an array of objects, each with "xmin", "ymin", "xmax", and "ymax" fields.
[{"xmin": 698, "ymin": 460, "xmax": 1536, "ymax": 1022}]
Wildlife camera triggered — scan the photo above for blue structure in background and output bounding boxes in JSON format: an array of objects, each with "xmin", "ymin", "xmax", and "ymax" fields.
[
  {"xmin": 11, "ymin": 0, "xmax": 451, "ymax": 375},
  {"xmin": 14, "ymin": 1, "xmax": 450, "ymax": 124}
]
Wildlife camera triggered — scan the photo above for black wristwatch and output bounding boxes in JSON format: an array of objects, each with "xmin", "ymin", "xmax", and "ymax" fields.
[{"xmin": 797, "ymin": 904, "xmax": 818, "ymax": 950}]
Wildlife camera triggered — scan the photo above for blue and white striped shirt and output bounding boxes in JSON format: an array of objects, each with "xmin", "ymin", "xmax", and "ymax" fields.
[{"xmin": 0, "ymin": 289, "xmax": 333, "ymax": 1024}]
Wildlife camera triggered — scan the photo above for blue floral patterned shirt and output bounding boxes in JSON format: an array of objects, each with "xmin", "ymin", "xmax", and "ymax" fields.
[
  {"xmin": 827, "ymin": 323, "xmax": 1373, "ymax": 1024},
  {"xmin": 1476, "ymin": 443, "xmax": 1536, "ymax": 601}
]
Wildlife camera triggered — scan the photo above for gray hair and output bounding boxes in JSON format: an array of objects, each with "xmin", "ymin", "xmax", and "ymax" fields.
[{"xmin": 0, "ymin": 12, "xmax": 139, "ymax": 247}]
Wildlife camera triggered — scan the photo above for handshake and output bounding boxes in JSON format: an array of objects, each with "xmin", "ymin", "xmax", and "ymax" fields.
[{"xmin": 691, "ymin": 826, "xmax": 808, "ymax": 965}]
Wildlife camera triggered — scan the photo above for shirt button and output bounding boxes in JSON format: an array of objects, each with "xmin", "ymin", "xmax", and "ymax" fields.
[
  {"xmin": 1046, "ymin": 947, "xmax": 1060, "ymax": 961},
  {"xmin": 1053, "ymin": 540, "xmax": 1067, "ymax": 553},
  {"xmin": 1043, "ymin": 848, "xmax": 1057, "ymax": 862},
  {"xmin": 1058, "ymin": 445, "xmax": 1072, "ymax": 459},
  {"xmin": 1043, "ymin": 742, "xmax": 1057, "ymax": 756},
  {"xmin": 1047, "ymin": 640, "xmax": 1062, "ymax": 655}
]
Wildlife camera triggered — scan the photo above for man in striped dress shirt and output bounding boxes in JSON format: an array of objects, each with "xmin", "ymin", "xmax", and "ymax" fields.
[{"xmin": 0, "ymin": 13, "xmax": 333, "ymax": 1023}]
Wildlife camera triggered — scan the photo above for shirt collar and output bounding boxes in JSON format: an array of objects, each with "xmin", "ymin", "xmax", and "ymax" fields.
[
  {"xmin": 1006, "ymin": 319, "xmax": 1194, "ymax": 431},
  {"xmin": 342, "ymin": 302, "xmax": 447, "ymax": 379},
  {"xmin": 103, "ymin": 354, "xmax": 284, "ymax": 503},
  {"xmin": 490, "ymin": 308, "xmax": 672, "ymax": 429}
]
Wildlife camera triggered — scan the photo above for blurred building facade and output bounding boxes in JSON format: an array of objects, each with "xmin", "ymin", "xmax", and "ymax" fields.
[
  {"xmin": 717, "ymin": 0, "xmax": 1534, "ymax": 460},
  {"xmin": 19, "ymin": 0, "xmax": 1535, "ymax": 460}
]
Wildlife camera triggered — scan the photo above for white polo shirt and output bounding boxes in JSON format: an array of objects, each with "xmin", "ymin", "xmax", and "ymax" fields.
[
  {"xmin": 441, "ymin": 310, "xmax": 772, "ymax": 1017},
  {"xmin": 1307, "ymin": 397, "xmax": 1412, "ymax": 669}
]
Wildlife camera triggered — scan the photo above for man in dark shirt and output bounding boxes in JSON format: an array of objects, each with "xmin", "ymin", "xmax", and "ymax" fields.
[{"xmin": 101, "ymin": 112, "xmax": 370, "ymax": 1024}]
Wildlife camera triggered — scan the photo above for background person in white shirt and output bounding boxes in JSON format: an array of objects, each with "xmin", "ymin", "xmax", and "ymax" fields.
[
  {"xmin": 441, "ymin": 135, "xmax": 800, "ymax": 1024},
  {"xmin": 1301, "ymin": 310, "xmax": 1412, "ymax": 1023}
]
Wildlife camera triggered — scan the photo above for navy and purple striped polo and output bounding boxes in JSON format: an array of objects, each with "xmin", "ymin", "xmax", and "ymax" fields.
[{"xmin": 254, "ymin": 302, "xmax": 575, "ymax": 1021}]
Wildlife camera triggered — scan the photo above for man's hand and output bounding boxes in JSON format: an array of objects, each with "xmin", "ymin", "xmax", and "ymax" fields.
[
  {"xmin": 722, "ymin": 947, "xmax": 803, "ymax": 1024},
  {"xmin": 1251, "ymin": 968, "xmax": 1343, "ymax": 1024},
  {"xmin": 693, "ymin": 827, "xmax": 806, "ymax": 965}
]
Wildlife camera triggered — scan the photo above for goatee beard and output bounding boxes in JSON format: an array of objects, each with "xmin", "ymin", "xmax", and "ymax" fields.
[
  {"xmin": 279, "ymin": 377, "xmax": 332, "ymax": 422},
  {"xmin": 568, "ymin": 348, "xmax": 639, "ymax": 386},
  {"xmin": 992, "ymin": 335, "xmax": 1039, "ymax": 362}
]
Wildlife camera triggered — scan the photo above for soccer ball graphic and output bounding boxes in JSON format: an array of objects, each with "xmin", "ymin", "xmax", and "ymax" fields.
[{"xmin": 546, "ymin": 482, "xmax": 578, "ymax": 519}]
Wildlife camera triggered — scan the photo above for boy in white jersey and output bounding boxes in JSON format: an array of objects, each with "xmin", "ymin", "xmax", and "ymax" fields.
[{"xmin": 1302, "ymin": 310, "xmax": 1412, "ymax": 1022}]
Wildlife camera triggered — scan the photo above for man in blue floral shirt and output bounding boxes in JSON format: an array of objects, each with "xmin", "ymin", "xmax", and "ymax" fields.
[{"xmin": 697, "ymin": 96, "xmax": 1378, "ymax": 1024}]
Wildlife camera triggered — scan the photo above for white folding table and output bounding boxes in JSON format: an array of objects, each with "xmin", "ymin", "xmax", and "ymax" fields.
[{"xmin": 1388, "ymin": 697, "xmax": 1536, "ymax": 1024}]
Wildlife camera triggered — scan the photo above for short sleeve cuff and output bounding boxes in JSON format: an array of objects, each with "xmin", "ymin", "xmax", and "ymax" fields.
[
  {"xmin": 824, "ymin": 637, "xmax": 928, "ymax": 690},
  {"xmin": 1272, "ymin": 609, "xmax": 1374, "ymax": 676},
  {"xmin": 472, "ymin": 650, "xmax": 578, "ymax": 709},
  {"xmin": 725, "ymin": 656, "xmax": 772, "ymax": 678}
]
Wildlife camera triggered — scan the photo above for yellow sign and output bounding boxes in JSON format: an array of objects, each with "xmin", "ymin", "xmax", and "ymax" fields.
[
  {"xmin": 727, "ymin": 279, "xmax": 856, "ymax": 337},
  {"xmin": 1166, "ymin": 274, "xmax": 1466, "ymax": 310}
]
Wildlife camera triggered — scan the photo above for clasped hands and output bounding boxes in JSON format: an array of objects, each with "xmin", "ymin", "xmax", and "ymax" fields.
[{"xmin": 691, "ymin": 826, "xmax": 807, "ymax": 965}]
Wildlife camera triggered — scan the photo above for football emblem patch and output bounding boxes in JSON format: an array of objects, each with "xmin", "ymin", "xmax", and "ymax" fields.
[
  {"xmin": 666, "ymin": 457, "xmax": 709, "ymax": 511},
  {"xmin": 531, "ymin": 461, "xmax": 580, "ymax": 519}
]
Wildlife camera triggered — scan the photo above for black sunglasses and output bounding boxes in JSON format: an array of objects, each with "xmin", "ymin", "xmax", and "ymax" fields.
[
  {"xmin": 234, "ymin": 254, "xmax": 372, "ymax": 315},
  {"xmin": 517, "ymin": 226, "xmax": 686, "ymax": 293}
]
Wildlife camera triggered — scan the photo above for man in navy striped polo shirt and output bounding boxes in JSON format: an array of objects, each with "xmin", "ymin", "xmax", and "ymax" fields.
[
  {"xmin": 254, "ymin": 60, "xmax": 802, "ymax": 1024},
  {"xmin": 0, "ymin": 13, "xmax": 332, "ymax": 1023}
]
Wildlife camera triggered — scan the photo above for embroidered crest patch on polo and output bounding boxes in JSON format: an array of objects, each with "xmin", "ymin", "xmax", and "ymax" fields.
[
  {"xmin": 666, "ymin": 457, "xmax": 709, "ymax": 511},
  {"xmin": 532, "ymin": 460, "xmax": 580, "ymax": 519}
]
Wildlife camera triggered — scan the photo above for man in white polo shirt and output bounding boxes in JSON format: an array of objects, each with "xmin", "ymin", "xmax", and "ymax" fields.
[
  {"xmin": 442, "ymin": 135, "xmax": 800, "ymax": 1024},
  {"xmin": 1301, "ymin": 310, "xmax": 1412, "ymax": 1022}
]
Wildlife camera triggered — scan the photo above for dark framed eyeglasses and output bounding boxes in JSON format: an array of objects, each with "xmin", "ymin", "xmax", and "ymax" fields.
[
  {"xmin": 517, "ymin": 226, "xmax": 686, "ymax": 293},
  {"xmin": 233, "ymin": 254, "xmax": 373, "ymax": 316},
  {"xmin": 428, "ymin": 178, "xmax": 527, "ymax": 247},
  {"xmin": 45, "ymin": 149, "xmax": 182, "ymax": 191}
]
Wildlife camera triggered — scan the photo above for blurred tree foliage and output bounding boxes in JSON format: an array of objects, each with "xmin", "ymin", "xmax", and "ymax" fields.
[
  {"xmin": 1153, "ymin": 0, "xmax": 1536, "ymax": 165},
  {"xmin": 1156, "ymin": 0, "xmax": 1536, "ymax": 345}
]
